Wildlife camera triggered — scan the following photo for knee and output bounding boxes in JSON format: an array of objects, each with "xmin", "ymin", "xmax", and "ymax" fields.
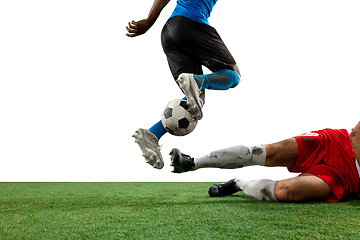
[
  {"xmin": 226, "ymin": 66, "xmax": 241, "ymax": 88},
  {"xmin": 231, "ymin": 72, "xmax": 240, "ymax": 88},
  {"xmin": 224, "ymin": 70, "xmax": 240, "ymax": 88},
  {"xmin": 274, "ymin": 182, "xmax": 289, "ymax": 202},
  {"xmin": 230, "ymin": 64, "xmax": 241, "ymax": 78},
  {"xmin": 229, "ymin": 67, "xmax": 241, "ymax": 88},
  {"xmin": 274, "ymin": 182, "xmax": 301, "ymax": 202}
]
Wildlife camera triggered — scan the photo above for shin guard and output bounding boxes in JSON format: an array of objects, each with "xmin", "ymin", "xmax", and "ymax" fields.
[
  {"xmin": 235, "ymin": 179, "xmax": 277, "ymax": 202},
  {"xmin": 194, "ymin": 145, "xmax": 266, "ymax": 170}
]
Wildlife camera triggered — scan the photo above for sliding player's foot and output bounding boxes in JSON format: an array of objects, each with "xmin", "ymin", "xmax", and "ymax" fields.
[
  {"xmin": 132, "ymin": 128, "xmax": 164, "ymax": 169},
  {"xmin": 176, "ymin": 73, "xmax": 203, "ymax": 121},
  {"xmin": 169, "ymin": 148, "xmax": 195, "ymax": 173},
  {"xmin": 208, "ymin": 179, "xmax": 239, "ymax": 197}
]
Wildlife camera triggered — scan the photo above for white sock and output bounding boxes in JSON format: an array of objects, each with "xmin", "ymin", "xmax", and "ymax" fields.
[
  {"xmin": 193, "ymin": 145, "xmax": 266, "ymax": 170},
  {"xmin": 243, "ymin": 145, "xmax": 266, "ymax": 166},
  {"xmin": 235, "ymin": 179, "xmax": 277, "ymax": 202}
]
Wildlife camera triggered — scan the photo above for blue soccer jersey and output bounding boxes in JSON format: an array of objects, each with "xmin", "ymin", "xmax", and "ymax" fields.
[{"xmin": 169, "ymin": 0, "xmax": 217, "ymax": 24}]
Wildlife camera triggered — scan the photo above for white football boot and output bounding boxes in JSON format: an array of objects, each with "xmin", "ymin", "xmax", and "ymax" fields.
[
  {"xmin": 132, "ymin": 128, "xmax": 164, "ymax": 169},
  {"xmin": 176, "ymin": 73, "xmax": 203, "ymax": 121}
]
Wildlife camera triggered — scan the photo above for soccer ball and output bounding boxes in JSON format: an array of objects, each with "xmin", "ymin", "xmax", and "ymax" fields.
[{"xmin": 161, "ymin": 99, "xmax": 197, "ymax": 136}]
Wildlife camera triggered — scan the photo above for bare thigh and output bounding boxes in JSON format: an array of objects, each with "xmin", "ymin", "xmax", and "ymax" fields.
[
  {"xmin": 274, "ymin": 173, "xmax": 333, "ymax": 202},
  {"xmin": 265, "ymin": 138, "xmax": 298, "ymax": 168}
]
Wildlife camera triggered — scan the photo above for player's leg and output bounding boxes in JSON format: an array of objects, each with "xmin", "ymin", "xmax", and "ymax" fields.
[
  {"xmin": 165, "ymin": 16, "xmax": 241, "ymax": 119},
  {"xmin": 235, "ymin": 173, "xmax": 332, "ymax": 202},
  {"xmin": 132, "ymin": 18, "xmax": 197, "ymax": 169},
  {"xmin": 209, "ymin": 132, "xmax": 339, "ymax": 201},
  {"xmin": 170, "ymin": 138, "xmax": 299, "ymax": 173},
  {"xmin": 133, "ymin": 16, "xmax": 210, "ymax": 169},
  {"xmin": 176, "ymin": 73, "xmax": 204, "ymax": 120},
  {"xmin": 264, "ymin": 138, "xmax": 298, "ymax": 168},
  {"xmin": 208, "ymin": 173, "xmax": 332, "ymax": 203},
  {"xmin": 183, "ymin": 18, "xmax": 240, "ymax": 91},
  {"xmin": 192, "ymin": 68, "xmax": 240, "ymax": 90},
  {"xmin": 162, "ymin": 16, "xmax": 205, "ymax": 121},
  {"xmin": 175, "ymin": 38, "xmax": 240, "ymax": 104},
  {"xmin": 208, "ymin": 178, "xmax": 277, "ymax": 201},
  {"xmin": 170, "ymin": 145, "xmax": 266, "ymax": 173},
  {"xmin": 274, "ymin": 173, "xmax": 333, "ymax": 202},
  {"xmin": 133, "ymin": 99, "xmax": 199, "ymax": 169}
]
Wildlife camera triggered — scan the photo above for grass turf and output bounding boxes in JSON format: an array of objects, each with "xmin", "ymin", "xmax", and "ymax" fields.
[{"xmin": 0, "ymin": 182, "xmax": 359, "ymax": 239}]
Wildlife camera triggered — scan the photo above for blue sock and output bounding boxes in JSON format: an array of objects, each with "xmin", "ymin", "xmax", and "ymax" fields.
[
  {"xmin": 149, "ymin": 120, "xmax": 167, "ymax": 140},
  {"xmin": 193, "ymin": 69, "xmax": 240, "ymax": 90}
]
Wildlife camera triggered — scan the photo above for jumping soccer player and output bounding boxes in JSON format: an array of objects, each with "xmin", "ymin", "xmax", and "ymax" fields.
[
  {"xmin": 126, "ymin": 0, "xmax": 241, "ymax": 169},
  {"xmin": 170, "ymin": 121, "xmax": 360, "ymax": 202}
]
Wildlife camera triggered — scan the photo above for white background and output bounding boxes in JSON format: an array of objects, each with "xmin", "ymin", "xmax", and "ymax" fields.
[{"xmin": 1, "ymin": 0, "xmax": 359, "ymax": 182}]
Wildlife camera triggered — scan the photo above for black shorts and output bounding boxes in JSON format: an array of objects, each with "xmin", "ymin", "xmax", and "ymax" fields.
[{"xmin": 161, "ymin": 16, "xmax": 237, "ymax": 80}]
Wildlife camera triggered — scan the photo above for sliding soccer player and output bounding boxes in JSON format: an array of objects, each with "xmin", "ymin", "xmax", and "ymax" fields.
[{"xmin": 170, "ymin": 121, "xmax": 360, "ymax": 202}]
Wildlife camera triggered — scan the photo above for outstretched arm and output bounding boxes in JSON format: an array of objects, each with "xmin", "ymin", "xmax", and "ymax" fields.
[
  {"xmin": 126, "ymin": 0, "xmax": 171, "ymax": 37},
  {"xmin": 350, "ymin": 121, "xmax": 360, "ymax": 165}
]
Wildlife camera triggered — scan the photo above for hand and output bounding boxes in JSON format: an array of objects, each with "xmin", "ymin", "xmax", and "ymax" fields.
[{"xmin": 126, "ymin": 19, "xmax": 152, "ymax": 37}]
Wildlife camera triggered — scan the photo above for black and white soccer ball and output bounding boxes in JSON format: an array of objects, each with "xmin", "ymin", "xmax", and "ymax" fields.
[{"xmin": 161, "ymin": 99, "xmax": 197, "ymax": 136}]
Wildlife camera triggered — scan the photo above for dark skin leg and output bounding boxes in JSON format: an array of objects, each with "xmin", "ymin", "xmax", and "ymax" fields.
[{"xmin": 198, "ymin": 64, "xmax": 240, "ymax": 105}]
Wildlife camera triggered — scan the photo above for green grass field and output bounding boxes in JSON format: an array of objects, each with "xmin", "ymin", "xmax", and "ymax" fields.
[{"xmin": 0, "ymin": 182, "xmax": 359, "ymax": 239}]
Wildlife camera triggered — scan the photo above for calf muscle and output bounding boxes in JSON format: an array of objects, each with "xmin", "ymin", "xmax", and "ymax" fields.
[{"xmin": 274, "ymin": 174, "xmax": 333, "ymax": 202}]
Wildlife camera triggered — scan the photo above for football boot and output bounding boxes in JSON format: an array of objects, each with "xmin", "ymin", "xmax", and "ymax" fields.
[
  {"xmin": 176, "ymin": 73, "xmax": 203, "ymax": 121},
  {"xmin": 169, "ymin": 148, "xmax": 195, "ymax": 173},
  {"xmin": 132, "ymin": 128, "xmax": 164, "ymax": 169},
  {"xmin": 208, "ymin": 179, "xmax": 240, "ymax": 197}
]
